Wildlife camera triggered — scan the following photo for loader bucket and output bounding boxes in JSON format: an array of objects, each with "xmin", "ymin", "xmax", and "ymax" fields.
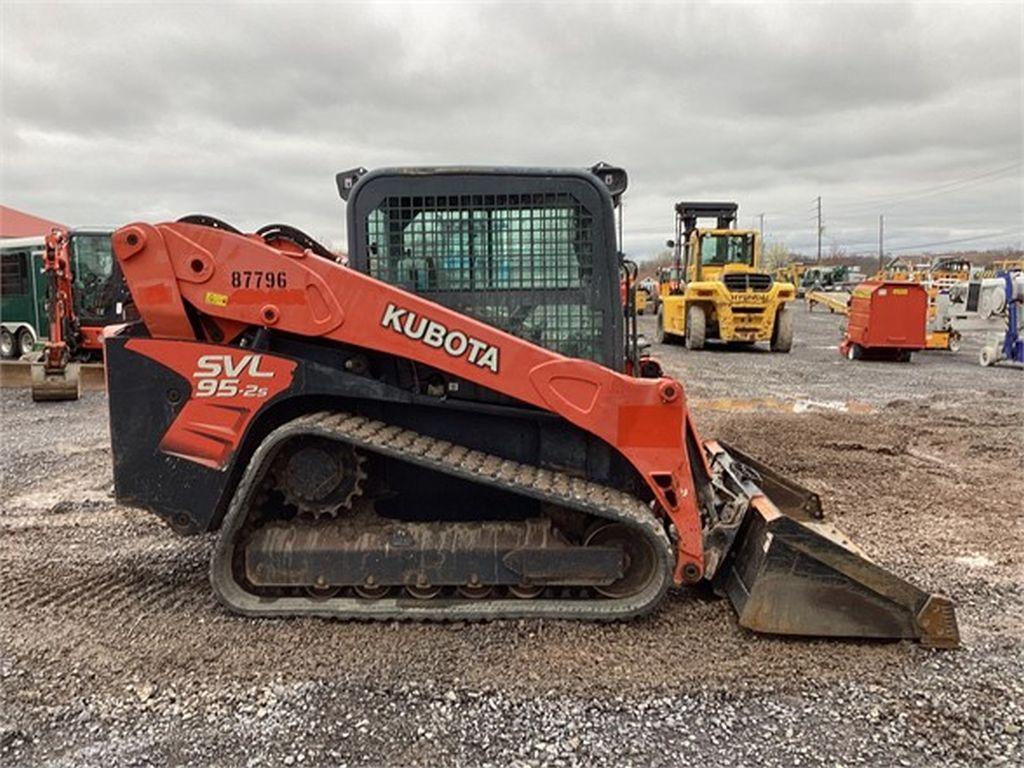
[
  {"xmin": 714, "ymin": 444, "xmax": 959, "ymax": 648},
  {"xmin": 30, "ymin": 361, "xmax": 81, "ymax": 402}
]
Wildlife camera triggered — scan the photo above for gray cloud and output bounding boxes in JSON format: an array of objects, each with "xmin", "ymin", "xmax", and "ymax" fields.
[{"xmin": 2, "ymin": 1, "xmax": 1021, "ymax": 258}]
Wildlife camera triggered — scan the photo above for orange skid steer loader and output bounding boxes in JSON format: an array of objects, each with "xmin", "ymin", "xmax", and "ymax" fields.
[{"xmin": 102, "ymin": 165, "xmax": 957, "ymax": 645}]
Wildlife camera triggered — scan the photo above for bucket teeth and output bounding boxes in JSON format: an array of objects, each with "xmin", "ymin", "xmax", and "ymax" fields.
[{"xmin": 915, "ymin": 596, "xmax": 960, "ymax": 649}]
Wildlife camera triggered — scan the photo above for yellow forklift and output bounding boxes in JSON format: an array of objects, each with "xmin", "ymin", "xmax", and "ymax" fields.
[
  {"xmin": 656, "ymin": 202, "xmax": 796, "ymax": 351},
  {"xmin": 775, "ymin": 262, "xmax": 808, "ymax": 295}
]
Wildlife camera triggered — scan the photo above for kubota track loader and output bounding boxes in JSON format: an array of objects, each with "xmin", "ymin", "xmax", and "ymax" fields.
[{"xmin": 103, "ymin": 165, "xmax": 958, "ymax": 645}]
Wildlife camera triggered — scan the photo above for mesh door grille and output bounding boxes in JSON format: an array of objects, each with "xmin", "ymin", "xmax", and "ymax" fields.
[{"xmin": 365, "ymin": 193, "xmax": 604, "ymax": 361}]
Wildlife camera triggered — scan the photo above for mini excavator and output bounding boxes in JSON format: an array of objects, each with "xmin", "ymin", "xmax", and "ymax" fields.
[
  {"xmin": 31, "ymin": 228, "xmax": 130, "ymax": 401},
  {"xmin": 103, "ymin": 164, "xmax": 958, "ymax": 645}
]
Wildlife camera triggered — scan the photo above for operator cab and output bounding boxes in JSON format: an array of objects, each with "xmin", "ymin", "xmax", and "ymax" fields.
[
  {"xmin": 698, "ymin": 231, "xmax": 756, "ymax": 268},
  {"xmin": 665, "ymin": 202, "xmax": 766, "ymax": 284},
  {"xmin": 66, "ymin": 229, "xmax": 128, "ymax": 326},
  {"xmin": 338, "ymin": 164, "xmax": 629, "ymax": 371}
]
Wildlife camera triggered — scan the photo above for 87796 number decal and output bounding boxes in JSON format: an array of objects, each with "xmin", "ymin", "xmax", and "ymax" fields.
[{"xmin": 231, "ymin": 270, "xmax": 287, "ymax": 289}]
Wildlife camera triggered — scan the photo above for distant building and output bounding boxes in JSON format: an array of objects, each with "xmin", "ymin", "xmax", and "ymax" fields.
[{"xmin": 0, "ymin": 205, "xmax": 66, "ymax": 238}]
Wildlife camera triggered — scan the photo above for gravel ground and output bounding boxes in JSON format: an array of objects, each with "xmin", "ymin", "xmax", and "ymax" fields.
[{"xmin": 1, "ymin": 308, "xmax": 1021, "ymax": 767}]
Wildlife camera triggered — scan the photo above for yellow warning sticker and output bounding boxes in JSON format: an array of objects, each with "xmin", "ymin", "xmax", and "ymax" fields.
[
  {"xmin": 205, "ymin": 291, "xmax": 229, "ymax": 307},
  {"xmin": 893, "ymin": 288, "xmax": 908, "ymax": 295}
]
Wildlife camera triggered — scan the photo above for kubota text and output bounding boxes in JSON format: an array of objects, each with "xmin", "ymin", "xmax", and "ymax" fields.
[{"xmin": 380, "ymin": 303, "xmax": 500, "ymax": 373}]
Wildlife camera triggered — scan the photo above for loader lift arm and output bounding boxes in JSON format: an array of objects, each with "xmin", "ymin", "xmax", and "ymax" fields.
[{"xmin": 113, "ymin": 221, "xmax": 709, "ymax": 583}]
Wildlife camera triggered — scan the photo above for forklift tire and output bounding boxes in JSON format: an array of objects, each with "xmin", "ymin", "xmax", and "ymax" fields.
[
  {"xmin": 0, "ymin": 328, "xmax": 14, "ymax": 359},
  {"xmin": 770, "ymin": 307, "xmax": 793, "ymax": 353},
  {"xmin": 685, "ymin": 306, "xmax": 706, "ymax": 350},
  {"xmin": 16, "ymin": 327, "xmax": 35, "ymax": 358}
]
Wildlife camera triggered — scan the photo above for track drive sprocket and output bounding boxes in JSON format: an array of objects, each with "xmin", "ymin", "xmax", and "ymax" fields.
[{"xmin": 272, "ymin": 437, "xmax": 366, "ymax": 519}]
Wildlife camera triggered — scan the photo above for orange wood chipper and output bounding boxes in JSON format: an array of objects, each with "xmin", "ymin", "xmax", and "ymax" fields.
[{"xmin": 840, "ymin": 280, "xmax": 927, "ymax": 362}]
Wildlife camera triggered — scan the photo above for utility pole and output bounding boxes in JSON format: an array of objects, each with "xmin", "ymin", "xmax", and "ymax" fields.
[
  {"xmin": 816, "ymin": 196, "xmax": 822, "ymax": 263},
  {"xmin": 878, "ymin": 214, "xmax": 885, "ymax": 274},
  {"xmin": 759, "ymin": 212, "xmax": 765, "ymax": 241}
]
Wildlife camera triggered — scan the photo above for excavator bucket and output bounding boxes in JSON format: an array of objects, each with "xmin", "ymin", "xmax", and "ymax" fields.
[
  {"xmin": 30, "ymin": 361, "xmax": 81, "ymax": 402},
  {"xmin": 713, "ymin": 443, "xmax": 959, "ymax": 648}
]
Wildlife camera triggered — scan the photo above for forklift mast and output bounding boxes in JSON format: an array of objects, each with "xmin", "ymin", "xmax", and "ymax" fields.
[{"xmin": 672, "ymin": 202, "xmax": 740, "ymax": 280}]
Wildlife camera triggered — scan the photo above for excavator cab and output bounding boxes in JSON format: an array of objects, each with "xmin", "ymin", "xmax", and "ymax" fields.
[{"xmin": 67, "ymin": 229, "xmax": 130, "ymax": 353}]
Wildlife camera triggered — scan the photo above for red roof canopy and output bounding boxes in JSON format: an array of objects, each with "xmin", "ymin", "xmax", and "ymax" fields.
[{"xmin": 0, "ymin": 205, "xmax": 67, "ymax": 238}]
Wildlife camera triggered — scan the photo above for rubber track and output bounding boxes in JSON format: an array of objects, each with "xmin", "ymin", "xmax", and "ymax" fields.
[{"xmin": 211, "ymin": 411, "xmax": 674, "ymax": 621}]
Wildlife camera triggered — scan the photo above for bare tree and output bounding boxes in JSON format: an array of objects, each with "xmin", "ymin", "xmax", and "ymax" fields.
[{"xmin": 761, "ymin": 241, "xmax": 791, "ymax": 272}]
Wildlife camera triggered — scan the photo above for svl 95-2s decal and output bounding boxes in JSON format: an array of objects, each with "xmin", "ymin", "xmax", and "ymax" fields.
[
  {"xmin": 123, "ymin": 339, "xmax": 298, "ymax": 468},
  {"xmin": 194, "ymin": 353, "xmax": 274, "ymax": 398}
]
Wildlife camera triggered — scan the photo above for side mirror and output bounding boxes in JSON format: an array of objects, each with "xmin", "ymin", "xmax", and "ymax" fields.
[{"xmin": 665, "ymin": 240, "xmax": 675, "ymax": 249}]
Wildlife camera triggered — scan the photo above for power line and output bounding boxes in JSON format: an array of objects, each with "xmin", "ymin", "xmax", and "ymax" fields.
[
  {"xmin": 885, "ymin": 228, "xmax": 1024, "ymax": 253},
  {"xmin": 878, "ymin": 214, "xmax": 884, "ymax": 274},
  {"xmin": 831, "ymin": 161, "xmax": 1020, "ymax": 208},
  {"xmin": 778, "ymin": 226, "xmax": 1023, "ymax": 257},
  {"xmin": 829, "ymin": 161, "xmax": 1022, "ymax": 213},
  {"xmin": 766, "ymin": 219, "xmax": 1008, "ymax": 259}
]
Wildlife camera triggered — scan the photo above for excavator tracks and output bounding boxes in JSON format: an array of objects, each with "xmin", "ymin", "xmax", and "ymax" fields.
[{"xmin": 211, "ymin": 411, "xmax": 674, "ymax": 621}]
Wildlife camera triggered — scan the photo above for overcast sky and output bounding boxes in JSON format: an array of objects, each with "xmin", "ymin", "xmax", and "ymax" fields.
[{"xmin": 2, "ymin": 1, "xmax": 1021, "ymax": 259}]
